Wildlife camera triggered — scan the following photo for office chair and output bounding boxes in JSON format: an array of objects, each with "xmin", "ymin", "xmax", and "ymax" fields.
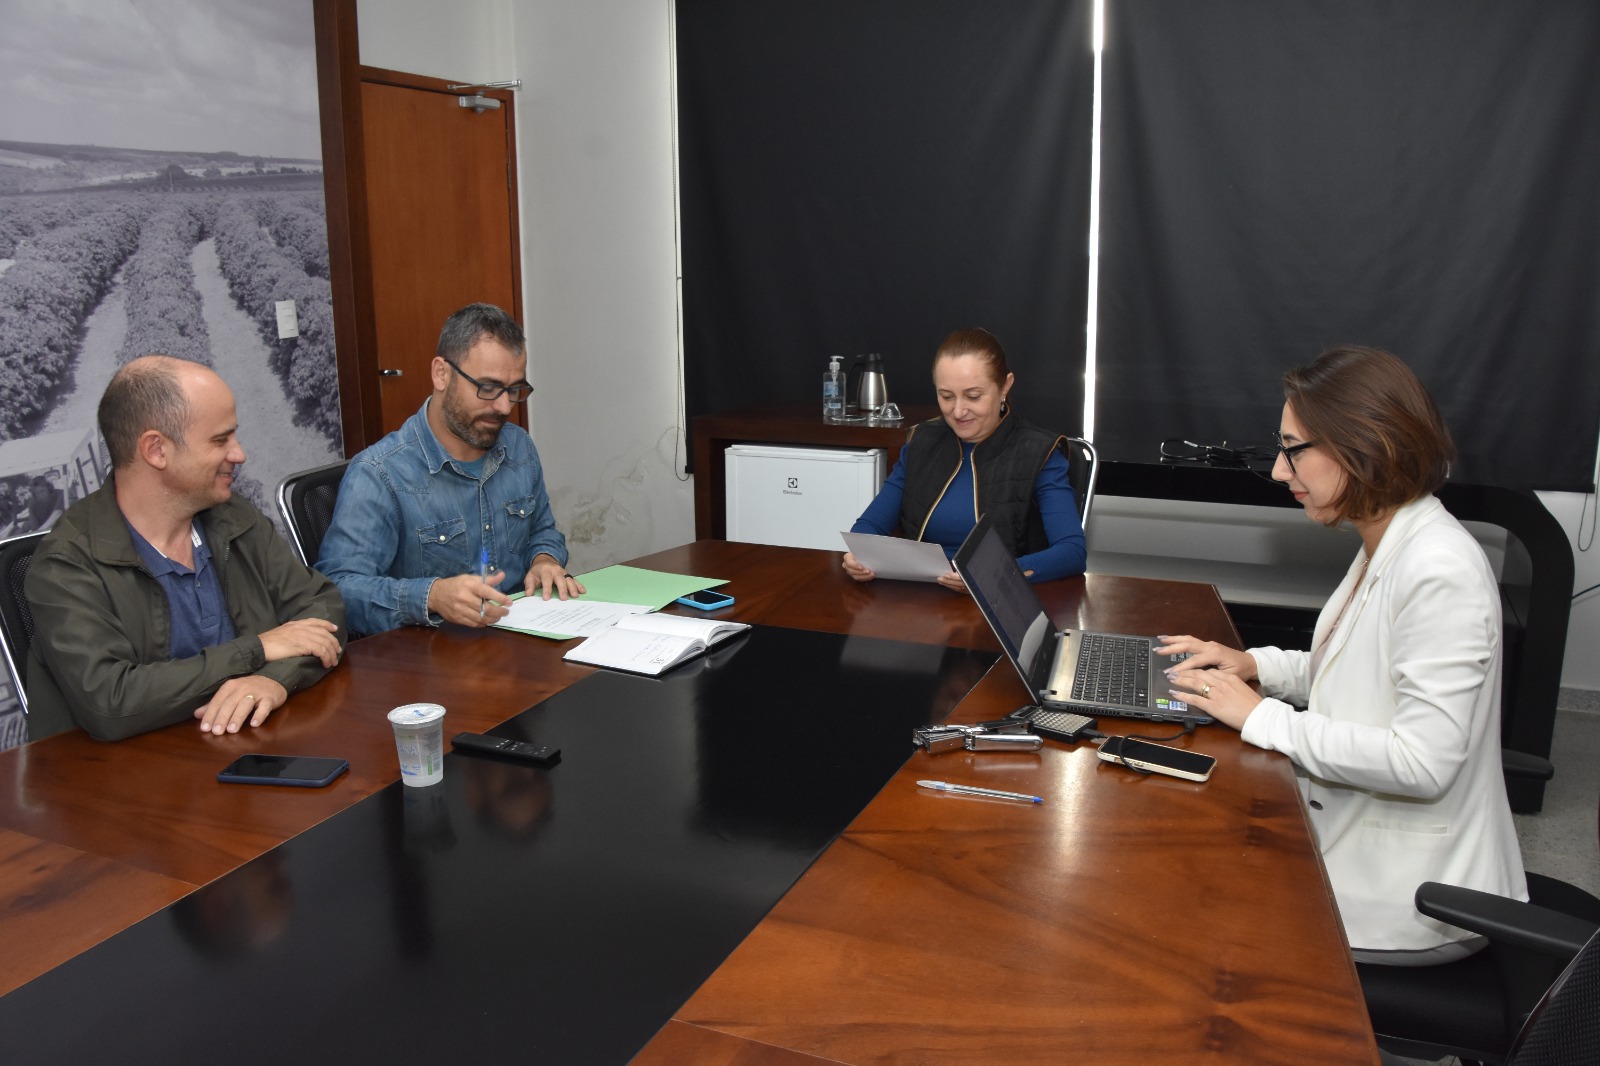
[
  {"xmin": 275, "ymin": 460, "xmax": 348, "ymax": 567},
  {"xmin": 1501, "ymin": 926, "xmax": 1600, "ymax": 1065},
  {"xmin": 1437, "ymin": 483, "xmax": 1573, "ymax": 814},
  {"xmin": 1360, "ymin": 793, "xmax": 1600, "ymax": 1064},
  {"xmin": 1061, "ymin": 436, "xmax": 1099, "ymax": 527},
  {"xmin": 0, "ymin": 531, "xmax": 47, "ymax": 719}
]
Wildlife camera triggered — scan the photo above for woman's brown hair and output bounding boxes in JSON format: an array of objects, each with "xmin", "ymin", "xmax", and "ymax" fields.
[
  {"xmin": 934, "ymin": 328, "xmax": 1010, "ymax": 387},
  {"xmin": 1283, "ymin": 346, "xmax": 1455, "ymax": 526}
]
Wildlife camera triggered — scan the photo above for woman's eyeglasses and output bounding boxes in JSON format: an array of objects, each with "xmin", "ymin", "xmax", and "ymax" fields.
[{"xmin": 1273, "ymin": 432, "xmax": 1316, "ymax": 476}]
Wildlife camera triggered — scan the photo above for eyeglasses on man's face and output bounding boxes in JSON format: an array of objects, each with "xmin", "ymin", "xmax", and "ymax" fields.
[
  {"xmin": 1273, "ymin": 431, "xmax": 1316, "ymax": 475},
  {"xmin": 445, "ymin": 360, "xmax": 533, "ymax": 403}
]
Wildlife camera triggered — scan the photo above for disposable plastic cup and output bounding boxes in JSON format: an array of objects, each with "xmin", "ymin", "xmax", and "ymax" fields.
[{"xmin": 388, "ymin": 703, "xmax": 446, "ymax": 787}]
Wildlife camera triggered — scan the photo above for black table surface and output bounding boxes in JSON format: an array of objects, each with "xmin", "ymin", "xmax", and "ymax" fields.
[{"xmin": 1, "ymin": 626, "xmax": 993, "ymax": 1065}]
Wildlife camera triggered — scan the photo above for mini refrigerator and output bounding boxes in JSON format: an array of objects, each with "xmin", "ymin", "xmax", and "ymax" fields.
[{"xmin": 725, "ymin": 444, "xmax": 885, "ymax": 551}]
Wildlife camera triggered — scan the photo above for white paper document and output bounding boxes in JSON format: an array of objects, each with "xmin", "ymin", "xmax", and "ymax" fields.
[
  {"xmin": 840, "ymin": 531, "xmax": 954, "ymax": 582},
  {"xmin": 563, "ymin": 613, "xmax": 751, "ymax": 675},
  {"xmin": 491, "ymin": 597, "xmax": 652, "ymax": 639}
]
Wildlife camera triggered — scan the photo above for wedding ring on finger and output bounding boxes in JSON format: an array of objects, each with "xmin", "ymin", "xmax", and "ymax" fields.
[{"xmin": 1201, "ymin": 683, "xmax": 1212, "ymax": 698}]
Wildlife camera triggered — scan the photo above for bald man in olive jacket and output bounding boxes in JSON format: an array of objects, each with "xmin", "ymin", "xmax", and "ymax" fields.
[{"xmin": 25, "ymin": 356, "xmax": 344, "ymax": 742}]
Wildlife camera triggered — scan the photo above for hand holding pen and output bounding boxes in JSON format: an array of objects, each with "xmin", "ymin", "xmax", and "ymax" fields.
[{"xmin": 425, "ymin": 549, "xmax": 511, "ymax": 627}]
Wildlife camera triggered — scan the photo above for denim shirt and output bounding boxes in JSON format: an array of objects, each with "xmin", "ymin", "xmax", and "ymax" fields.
[{"xmin": 317, "ymin": 399, "xmax": 569, "ymax": 635}]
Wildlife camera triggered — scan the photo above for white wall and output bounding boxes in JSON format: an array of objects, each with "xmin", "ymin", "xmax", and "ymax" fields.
[
  {"xmin": 358, "ymin": 0, "xmax": 693, "ymax": 573},
  {"xmin": 507, "ymin": 0, "xmax": 692, "ymax": 570},
  {"xmin": 1536, "ymin": 490, "xmax": 1600, "ymax": 691},
  {"xmin": 358, "ymin": 0, "xmax": 513, "ymax": 82}
]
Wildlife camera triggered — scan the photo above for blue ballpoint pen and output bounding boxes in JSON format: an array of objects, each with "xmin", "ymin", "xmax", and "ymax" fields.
[
  {"xmin": 917, "ymin": 780, "xmax": 1043, "ymax": 804},
  {"xmin": 478, "ymin": 546, "xmax": 492, "ymax": 621}
]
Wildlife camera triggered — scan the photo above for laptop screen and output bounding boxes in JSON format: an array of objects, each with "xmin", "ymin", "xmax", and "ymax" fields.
[{"xmin": 953, "ymin": 517, "xmax": 1054, "ymax": 684}]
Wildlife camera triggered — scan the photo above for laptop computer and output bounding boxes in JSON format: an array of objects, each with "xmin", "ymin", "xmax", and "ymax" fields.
[{"xmin": 952, "ymin": 516, "xmax": 1211, "ymax": 724}]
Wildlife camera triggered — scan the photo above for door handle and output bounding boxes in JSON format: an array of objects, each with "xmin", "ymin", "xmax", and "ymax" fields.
[{"xmin": 380, "ymin": 369, "xmax": 403, "ymax": 377}]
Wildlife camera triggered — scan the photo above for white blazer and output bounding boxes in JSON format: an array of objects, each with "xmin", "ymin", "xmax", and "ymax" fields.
[{"xmin": 1242, "ymin": 495, "xmax": 1527, "ymax": 953}]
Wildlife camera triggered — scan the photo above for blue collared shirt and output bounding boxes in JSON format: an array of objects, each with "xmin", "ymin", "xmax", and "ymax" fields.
[
  {"xmin": 125, "ymin": 519, "xmax": 238, "ymax": 658},
  {"xmin": 317, "ymin": 399, "xmax": 569, "ymax": 635}
]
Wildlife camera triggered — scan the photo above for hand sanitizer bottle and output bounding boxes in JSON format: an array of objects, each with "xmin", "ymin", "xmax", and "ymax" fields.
[{"xmin": 823, "ymin": 355, "xmax": 845, "ymax": 422}]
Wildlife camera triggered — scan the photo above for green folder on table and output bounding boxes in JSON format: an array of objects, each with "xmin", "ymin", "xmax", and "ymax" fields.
[{"xmin": 492, "ymin": 565, "xmax": 728, "ymax": 639}]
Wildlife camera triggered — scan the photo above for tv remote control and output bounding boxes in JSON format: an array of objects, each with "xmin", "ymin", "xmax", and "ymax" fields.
[{"xmin": 451, "ymin": 733, "xmax": 561, "ymax": 765}]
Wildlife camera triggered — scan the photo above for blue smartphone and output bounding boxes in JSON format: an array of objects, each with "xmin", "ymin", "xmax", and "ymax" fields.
[
  {"xmin": 676, "ymin": 588, "xmax": 734, "ymax": 610},
  {"xmin": 218, "ymin": 754, "xmax": 349, "ymax": 788}
]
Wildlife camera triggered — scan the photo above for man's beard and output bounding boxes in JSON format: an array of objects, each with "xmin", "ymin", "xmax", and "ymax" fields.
[{"xmin": 442, "ymin": 389, "xmax": 506, "ymax": 450}]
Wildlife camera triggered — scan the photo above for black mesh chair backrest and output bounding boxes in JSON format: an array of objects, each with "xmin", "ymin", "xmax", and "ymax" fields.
[
  {"xmin": 0, "ymin": 531, "xmax": 46, "ymax": 713},
  {"xmin": 1061, "ymin": 436, "xmax": 1099, "ymax": 527},
  {"xmin": 275, "ymin": 461, "xmax": 349, "ymax": 567},
  {"xmin": 1509, "ymin": 925, "xmax": 1600, "ymax": 1065}
]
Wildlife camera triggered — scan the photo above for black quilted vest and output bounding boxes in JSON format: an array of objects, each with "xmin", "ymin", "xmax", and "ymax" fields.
[{"xmin": 898, "ymin": 410, "xmax": 1065, "ymax": 557}]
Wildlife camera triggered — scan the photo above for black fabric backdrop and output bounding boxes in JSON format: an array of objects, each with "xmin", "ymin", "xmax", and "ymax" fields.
[
  {"xmin": 676, "ymin": 0, "xmax": 1093, "ymax": 440},
  {"xmin": 1095, "ymin": 0, "xmax": 1600, "ymax": 490},
  {"xmin": 678, "ymin": 1, "xmax": 1600, "ymax": 491}
]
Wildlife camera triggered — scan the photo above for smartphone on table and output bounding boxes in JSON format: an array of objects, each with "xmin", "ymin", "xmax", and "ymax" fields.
[
  {"xmin": 1097, "ymin": 737, "xmax": 1215, "ymax": 782},
  {"xmin": 218, "ymin": 754, "xmax": 349, "ymax": 788},
  {"xmin": 676, "ymin": 588, "xmax": 735, "ymax": 611}
]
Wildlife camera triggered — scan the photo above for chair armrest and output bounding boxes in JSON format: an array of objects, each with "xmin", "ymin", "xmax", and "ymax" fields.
[
  {"xmin": 1500, "ymin": 749, "xmax": 1555, "ymax": 781},
  {"xmin": 1416, "ymin": 882, "xmax": 1596, "ymax": 959}
]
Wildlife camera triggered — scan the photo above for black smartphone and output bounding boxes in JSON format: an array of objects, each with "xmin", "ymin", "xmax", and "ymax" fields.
[
  {"xmin": 218, "ymin": 754, "xmax": 350, "ymax": 788},
  {"xmin": 676, "ymin": 588, "xmax": 735, "ymax": 610},
  {"xmin": 1097, "ymin": 737, "xmax": 1215, "ymax": 782}
]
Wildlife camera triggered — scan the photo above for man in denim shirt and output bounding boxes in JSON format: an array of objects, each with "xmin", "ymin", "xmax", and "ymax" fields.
[{"xmin": 317, "ymin": 304, "xmax": 582, "ymax": 635}]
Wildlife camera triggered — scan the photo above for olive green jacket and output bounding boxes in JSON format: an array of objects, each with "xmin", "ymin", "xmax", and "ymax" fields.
[{"xmin": 24, "ymin": 479, "xmax": 346, "ymax": 742}]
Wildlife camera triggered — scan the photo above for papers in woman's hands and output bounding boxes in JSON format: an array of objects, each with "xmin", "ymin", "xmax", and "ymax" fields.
[
  {"xmin": 563, "ymin": 613, "xmax": 751, "ymax": 675},
  {"xmin": 492, "ymin": 596, "xmax": 652, "ymax": 639},
  {"xmin": 840, "ymin": 531, "xmax": 954, "ymax": 582}
]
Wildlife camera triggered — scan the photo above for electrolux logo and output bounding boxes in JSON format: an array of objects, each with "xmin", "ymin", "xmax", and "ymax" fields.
[{"xmin": 783, "ymin": 476, "xmax": 802, "ymax": 496}]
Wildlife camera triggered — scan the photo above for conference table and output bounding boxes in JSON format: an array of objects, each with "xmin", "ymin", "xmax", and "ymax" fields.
[{"xmin": 0, "ymin": 541, "xmax": 1377, "ymax": 1064}]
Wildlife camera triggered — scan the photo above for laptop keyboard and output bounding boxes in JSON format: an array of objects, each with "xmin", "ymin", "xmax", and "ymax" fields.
[{"xmin": 1071, "ymin": 634, "xmax": 1151, "ymax": 707}]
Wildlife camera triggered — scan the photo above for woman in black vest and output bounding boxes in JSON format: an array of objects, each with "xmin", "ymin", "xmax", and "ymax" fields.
[{"xmin": 843, "ymin": 328, "xmax": 1086, "ymax": 590}]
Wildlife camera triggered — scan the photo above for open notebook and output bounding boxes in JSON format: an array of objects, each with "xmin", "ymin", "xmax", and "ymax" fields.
[{"xmin": 563, "ymin": 613, "xmax": 750, "ymax": 676}]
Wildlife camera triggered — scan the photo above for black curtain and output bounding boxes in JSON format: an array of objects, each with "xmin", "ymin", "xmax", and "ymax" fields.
[
  {"xmin": 1097, "ymin": 0, "xmax": 1600, "ymax": 490},
  {"xmin": 677, "ymin": 0, "xmax": 1094, "ymax": 442}
]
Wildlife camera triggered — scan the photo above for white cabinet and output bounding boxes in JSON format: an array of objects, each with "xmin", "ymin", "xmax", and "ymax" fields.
[{"xmin": 725, "ymin": 445, "xmax": 884, "ymax": 551}]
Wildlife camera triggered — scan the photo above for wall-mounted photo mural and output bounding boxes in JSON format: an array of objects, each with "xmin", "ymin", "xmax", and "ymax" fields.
[{"xmin": 0, "ymin": 0, "xmax": 339, "ymax": 748}]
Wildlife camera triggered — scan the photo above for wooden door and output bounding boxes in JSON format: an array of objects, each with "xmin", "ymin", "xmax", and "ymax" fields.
[{"xmin": 359, "ymin": 68, "xmax": 523, "ymax": 435}]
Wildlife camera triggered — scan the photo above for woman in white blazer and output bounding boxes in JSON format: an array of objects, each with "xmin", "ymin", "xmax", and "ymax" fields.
[{"xmin": 1160, "ymin": 346, "xmax": 1526, "ymax": 966}]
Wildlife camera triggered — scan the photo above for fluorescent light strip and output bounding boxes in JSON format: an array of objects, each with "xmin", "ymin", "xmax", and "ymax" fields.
[
  {"xmin": 1083, "ymin": 0, "xmax": 1105, "ymax": 443},
  {"xmin": 668, "ymin": 0, "xmax": 689, "ymax": 477}
]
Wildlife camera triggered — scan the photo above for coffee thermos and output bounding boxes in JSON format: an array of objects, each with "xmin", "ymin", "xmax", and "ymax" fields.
[
  {"xmin": 850, "ymin": 353, "xmax": 889, "ymax": 415},
  {"xmin": 821, "ymin": 352, "xmax": 899, "ymax": 423}
]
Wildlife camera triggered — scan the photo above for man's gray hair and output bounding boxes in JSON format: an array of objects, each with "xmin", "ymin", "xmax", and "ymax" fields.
[{"xmin": 436, "ymin": 303, "xmax": 525, "ymax": 363}]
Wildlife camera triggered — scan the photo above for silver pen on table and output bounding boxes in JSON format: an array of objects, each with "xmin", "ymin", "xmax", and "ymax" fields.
[{"xmin": 916, "ymin": 780, "xmax": 1043, "ymax": 804}]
